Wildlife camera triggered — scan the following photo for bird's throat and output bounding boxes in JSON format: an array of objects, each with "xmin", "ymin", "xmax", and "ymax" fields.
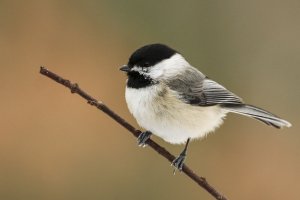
[{"xmin": 127, "ymin": 71, "xmax": 156, "ymax": 89}]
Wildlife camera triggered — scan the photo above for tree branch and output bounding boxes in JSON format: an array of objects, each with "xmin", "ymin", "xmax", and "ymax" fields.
[{"xmin": 39, "ymin": 66, "xmax": 228, "ymax": 200}]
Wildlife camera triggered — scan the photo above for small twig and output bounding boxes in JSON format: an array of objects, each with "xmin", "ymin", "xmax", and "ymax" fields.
[{"xmin": 39, "ymin": 66, "xmax": 228, "ymax": 200}]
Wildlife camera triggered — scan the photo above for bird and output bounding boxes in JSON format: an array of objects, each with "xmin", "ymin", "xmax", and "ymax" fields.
[{"xmin": 120, "ymin": 43, "xmax": 291, "ymax": 172}]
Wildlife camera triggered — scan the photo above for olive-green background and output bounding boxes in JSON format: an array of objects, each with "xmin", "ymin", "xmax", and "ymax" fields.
[{"xmin": 0, "ymin": 1, "xmax": 299, "ymax": 199}]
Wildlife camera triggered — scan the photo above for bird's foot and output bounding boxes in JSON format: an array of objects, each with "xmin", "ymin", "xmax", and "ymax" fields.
[
  {"xmin": 171, "ymin": 153, "xmax": 186, "ymax": 174},
  {"xmin": 137, "ymin": 131, "xmax": 152, "ymax": 147},
  {"xmin": 171, "ymin": 138, "xmax": 190, "ymax": 174}
]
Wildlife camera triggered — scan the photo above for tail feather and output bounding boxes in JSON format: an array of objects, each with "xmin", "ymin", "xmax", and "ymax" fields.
[{"xmin": 222, "ymin": 104, "xmax": 292, "ymax": 129}]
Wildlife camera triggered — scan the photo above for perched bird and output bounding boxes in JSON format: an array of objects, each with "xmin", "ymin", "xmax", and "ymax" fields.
[{"xmin": 120, "ymin": 43, "xmax": 291, "ymax": 171}]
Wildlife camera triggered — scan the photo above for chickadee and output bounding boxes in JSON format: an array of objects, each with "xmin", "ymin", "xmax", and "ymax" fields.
[{"xmin": 120, "ymin": 43, "xmax": 291, "ymax": 171}]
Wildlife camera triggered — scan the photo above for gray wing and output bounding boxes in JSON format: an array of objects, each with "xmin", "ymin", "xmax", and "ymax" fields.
[{"xmin": 165, "ymin": 67, "xmax": 243, "ymax": 106}]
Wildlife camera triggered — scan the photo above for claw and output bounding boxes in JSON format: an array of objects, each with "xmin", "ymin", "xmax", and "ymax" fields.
[
  {"xmin": 171, "ymin": 138, "xmax": 190, "ymax": 174},
  {"xmin": 137, "ymin": 131, "xmax": 152, "ymax": 147},
  {"xmin": 171, "ymin": 153, "xmax": 186, "ymax": 174}
]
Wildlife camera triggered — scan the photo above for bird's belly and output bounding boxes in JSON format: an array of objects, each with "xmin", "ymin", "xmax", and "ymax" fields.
[{"xmin": 125, "ymin": 86, "xmax": 227, "ymax": 144}]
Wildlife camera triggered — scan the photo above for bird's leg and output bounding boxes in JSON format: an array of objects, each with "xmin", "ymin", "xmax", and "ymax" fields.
[
  {"xmin": 172, "ymin": 138, "xmax": 191, "ymax": 174},
  {"xmin": 137, "ymin": 131, "xmax": 152, "ymax": 147}
]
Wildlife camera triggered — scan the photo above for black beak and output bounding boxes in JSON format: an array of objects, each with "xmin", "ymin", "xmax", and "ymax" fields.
[{"xmin": 119, "ymin": 65, "xmax": 130, "ymax": 72}]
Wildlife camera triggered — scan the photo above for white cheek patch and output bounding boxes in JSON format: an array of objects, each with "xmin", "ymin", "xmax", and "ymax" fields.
[
  {"xmin": 130, "ymin": 53, "xmax": 189, "ymax": 79},
  {"xmin": 131, "ymin": 66, "xmax": 148, "ymax": 76},
  {"xmin": 149, "ymin": 53, "xmax": 189, "ymax": 79},
  {"xmin": 131, "ymin": 66, "xmax": 140, "ymax": 72}
]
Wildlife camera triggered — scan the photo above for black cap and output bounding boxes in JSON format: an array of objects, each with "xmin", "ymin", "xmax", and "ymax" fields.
[{"xmin": 128, "ymin": 44, "xmax": 177, "ymax": 68}]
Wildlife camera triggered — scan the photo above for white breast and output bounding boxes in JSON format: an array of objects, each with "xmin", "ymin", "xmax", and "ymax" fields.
[{"xmin": 125, "ymin": 84, "xmax": 228, "ymax": 144}]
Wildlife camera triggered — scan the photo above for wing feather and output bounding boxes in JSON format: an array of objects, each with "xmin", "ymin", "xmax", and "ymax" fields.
[
  {"xmin": 202, "ymin": 79, "xmax": 243, "ymax": 105},
  {"xmin": 166, "ymin": 67, "xmax": 243, "ymax": 106}
]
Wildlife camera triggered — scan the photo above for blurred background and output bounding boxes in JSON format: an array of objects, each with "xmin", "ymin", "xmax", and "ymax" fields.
[{"xmin": 0, "ymin": 0, "xmax": 299, "ymax": 199}]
